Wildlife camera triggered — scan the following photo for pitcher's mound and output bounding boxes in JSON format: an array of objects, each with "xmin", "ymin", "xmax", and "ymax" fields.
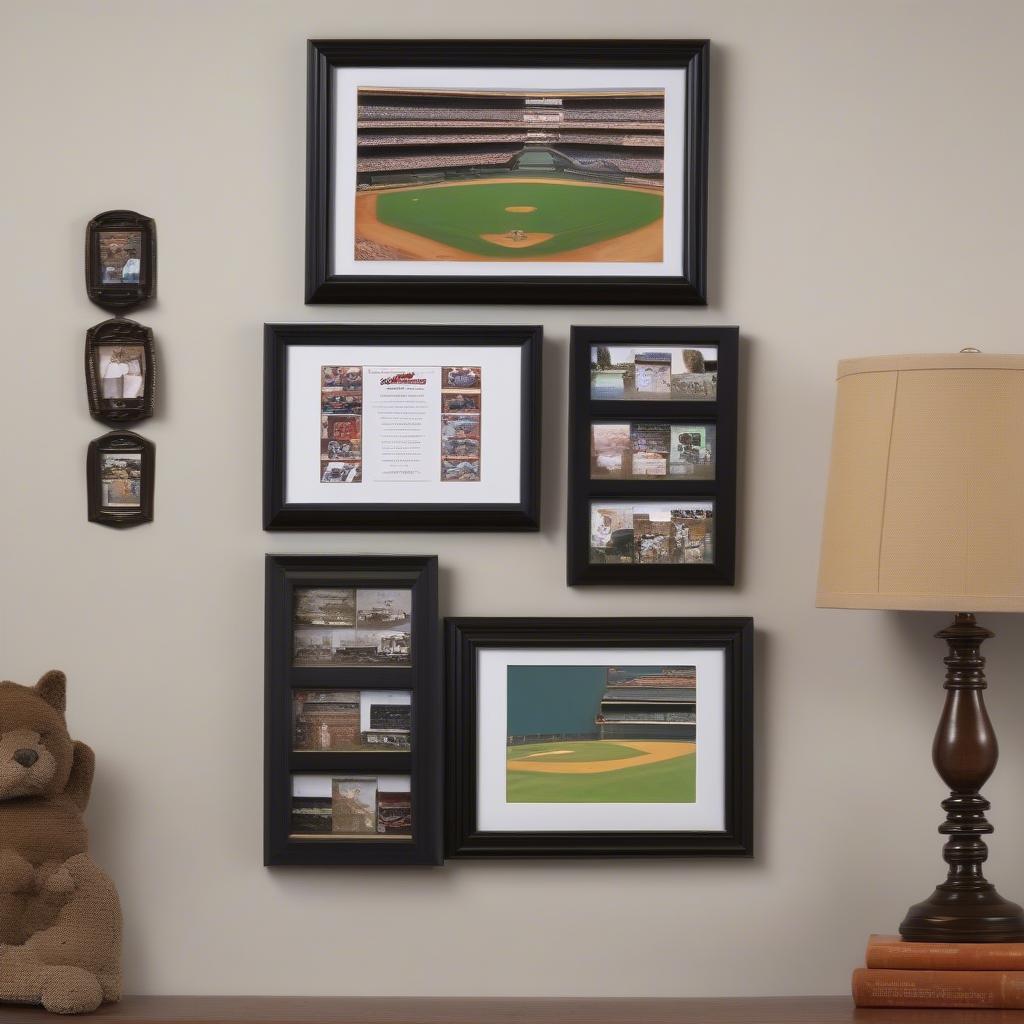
[
  {"xmin": 505, "ymin": 205, "xmax": 537, "ymax": 213},
  {"xmin": 481, "ymin": 232, "xmax": 554, "ymax": 249}
]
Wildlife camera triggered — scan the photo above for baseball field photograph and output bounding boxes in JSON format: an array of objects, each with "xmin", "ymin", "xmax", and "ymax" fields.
[
  {"xmin": 505, "ymin": 665, "xmax": 697, "ymax": 803},
  {"xmin": 354, "ymin": 86, "xmax": 665, "ymax": 263}
]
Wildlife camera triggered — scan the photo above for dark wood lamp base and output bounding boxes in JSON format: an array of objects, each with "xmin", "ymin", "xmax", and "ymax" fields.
[{"xmin": 899, "ymin": 613, "xmax": 1024, "ymax": 943}]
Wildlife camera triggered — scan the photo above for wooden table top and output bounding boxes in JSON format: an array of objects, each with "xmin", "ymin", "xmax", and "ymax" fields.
[{"xmin": 0, "ymin": 996, "xmax": 1020, "ymax": 1023}]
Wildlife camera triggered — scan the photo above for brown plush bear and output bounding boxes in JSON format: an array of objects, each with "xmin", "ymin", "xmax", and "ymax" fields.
[{"xmin": 0, "ymin": 671, "xmax": 122, "ymax": 1014}]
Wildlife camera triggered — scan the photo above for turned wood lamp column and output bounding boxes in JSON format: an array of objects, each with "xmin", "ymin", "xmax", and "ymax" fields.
[{"xmin": 817, "ymin": 352, "xmax": 1024, "ymax": 943}]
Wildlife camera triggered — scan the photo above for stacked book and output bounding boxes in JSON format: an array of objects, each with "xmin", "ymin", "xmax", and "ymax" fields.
[{"xmin": 853, "ymin": 934, "xmax": 1024, "ymax": 1009}]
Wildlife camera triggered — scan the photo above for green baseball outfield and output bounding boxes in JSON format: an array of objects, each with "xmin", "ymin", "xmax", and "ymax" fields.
[
  {"xmin": 355, "ymin": 178, "xmax": 664, "ymax": 261},
  {"xmin": 506, "ymin": 739, "xmax": 696, "ymax": 803}
]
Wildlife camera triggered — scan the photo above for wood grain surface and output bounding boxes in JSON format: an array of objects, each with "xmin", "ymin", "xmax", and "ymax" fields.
[{"xmin": 0, "ymin": 996, "xmax": 1019, "ymax": 1024}]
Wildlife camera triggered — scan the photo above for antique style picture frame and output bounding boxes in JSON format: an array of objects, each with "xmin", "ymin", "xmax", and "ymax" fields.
[
  {"xmin": 306, "ymin": 40, "xmax": 709, "ymax": 305},
  {"xmin": 567, "ymin": 326, "xmax": 739, "ymax": 586},
  {"xmin": 85, "ymin": 210, "xmax": 156, "ymax": 311},
  {"xmin": 263, "ymin": 323, "xmax": 542, "ymax": 531},
  {"xmin": 86, "ymin": 430, "xmax": 154, "ymax": 528},
  {"xmin": 84, "ymin": 318, "xmax": 156, "ymax": 425},
  {"xmin": 265, "ymin": 554, "xmax": 442, "ymax": 866},
  {"xmin": 445, "ymin": 617, "xmax": 753, "ymax": 857}
]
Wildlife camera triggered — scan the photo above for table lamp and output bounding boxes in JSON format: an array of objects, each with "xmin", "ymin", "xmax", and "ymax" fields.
[{"xmin": 817, "ymin": 351, "xmax": 1024, "ymax": 942}]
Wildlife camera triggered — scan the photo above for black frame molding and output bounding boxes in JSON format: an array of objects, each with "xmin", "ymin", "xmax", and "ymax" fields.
[
  {"xmin": 85, "ymin": 209, "xmax": 156, "ymax": 312},
  {"xmin": 445, "ymin": 616, "xmax": 753, "ymax": 857},
  {"xmin": 567, "ymin": 325, "xmax": 739, "ymax": 586},
  {"xmin": 263, "ymin": 323, "xmax": 542, "ymax": 531},
  {"xmin": 265, "ymin": 555, "xmax": 442, "ymax": 866},
  {"xmin": 86, "ymin": 430, "xmax": 154, "ymax": 528},
  {"xmin": 306, "ymin": 39, "xmax": 709, "ymax": 305}
]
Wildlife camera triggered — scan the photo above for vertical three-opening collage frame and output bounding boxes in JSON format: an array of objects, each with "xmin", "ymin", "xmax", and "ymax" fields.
[
  {"xmin": 568, "ymin": 326, "xmax": 739, "ymax": 585},
  {"xmin": 265, "ymin": 555, "xmax": 442, "ymax": 866}
]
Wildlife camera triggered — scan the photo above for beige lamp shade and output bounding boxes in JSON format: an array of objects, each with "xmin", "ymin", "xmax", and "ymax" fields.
[{"xmin": 817, "ymin": 352, "xmax": 1024, "ymax": 612}]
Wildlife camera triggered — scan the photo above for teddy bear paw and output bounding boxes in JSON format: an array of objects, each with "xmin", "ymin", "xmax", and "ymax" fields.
[
  {"xmin": 40, "ymin": 966, "xmax": 104, "ymax": 1015},
  {"xmin": 40, "ymin": 865, "xmax": 75, "ymax": 897}
]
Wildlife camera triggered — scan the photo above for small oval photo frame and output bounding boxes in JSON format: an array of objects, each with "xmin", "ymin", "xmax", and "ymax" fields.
[
  {"xmin": 84, "ymin": 318, "xmax": 156, "ymax": 425},
  {"xmin": 85, "ymin": 210, "xmax": 156, "ymax": 311},
  {"xmin": 87, "ymin": 430, "xmax": 154, "ymax": 528}
]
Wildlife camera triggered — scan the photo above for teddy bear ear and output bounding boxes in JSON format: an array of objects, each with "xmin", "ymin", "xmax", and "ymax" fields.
[{"xmin": 35, "ymin": 670, "xmax": 67, "ymax": 713}]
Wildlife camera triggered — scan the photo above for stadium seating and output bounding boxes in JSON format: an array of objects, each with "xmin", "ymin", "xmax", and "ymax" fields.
[{"xmin": 357, "ymin": 91, "xmax": 665, "ymax": 186}]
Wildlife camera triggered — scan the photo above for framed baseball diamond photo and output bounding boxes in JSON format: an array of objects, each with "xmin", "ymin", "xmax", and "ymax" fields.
[
  {"xmin": 305, "ymin": 39, "xmax": 709, "ymax": 305},
  {"xmin": 445, "ymin": 617, "xmax": 753, "ymax": 857},
  {"xmin": 567, "ymin": 325, "xmax": 739, "ymax": 586},
  {"xmin": 263, "ymin": 323, "xmax": 542, "ymax": 530},
  {"xmin": 265, "ymin": 555, "xmax": 441, "ymax": 866}
]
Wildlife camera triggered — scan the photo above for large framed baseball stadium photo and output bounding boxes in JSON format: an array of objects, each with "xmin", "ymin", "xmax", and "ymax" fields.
[
  {"xmin": 263, "ymin": 323, "xmax": 542, "ymax": 530},
  {"xmin": 445, "ymin": 618, "xmax": 753, "ymax": 857},
  {"xmin": 306, "ymin": 40, "xmax": 709, "ymax": 305}
]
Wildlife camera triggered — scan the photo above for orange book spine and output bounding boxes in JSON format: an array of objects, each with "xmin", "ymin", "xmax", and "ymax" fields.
[
  {"xmin": 852, "ymin": 968, "xmax": 1024, "ymax": 1008},
  {"xmin": 866, "ymin": 933, "xmax": 1024, "ymax": 971}
]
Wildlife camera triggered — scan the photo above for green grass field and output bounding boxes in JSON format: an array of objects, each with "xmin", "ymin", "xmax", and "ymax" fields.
[
  {"xmin": 375, "ymin": 181, "xmax": 662, "ymax": 258},
  {"xmin": 506, "ymin": 739, "xmax": 696, "ymax": 803}
]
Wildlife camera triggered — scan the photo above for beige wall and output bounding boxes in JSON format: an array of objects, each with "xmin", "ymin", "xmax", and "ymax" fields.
[{"xmin": 4, "ymin": 0, "xmax": 1024, "ymax": 998}]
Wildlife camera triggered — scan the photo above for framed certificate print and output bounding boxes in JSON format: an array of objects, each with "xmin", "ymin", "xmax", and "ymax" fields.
[
  {"xmin": 305, "ymin": 39, "xmax": 709, "ymax": 305},
  {"xmin": 445, "ymin": 617, "xmax": 753, "ymax": 857},
  {"xmin": 263, "ymin": 323, "xmax": 542, "ymax": 530}
]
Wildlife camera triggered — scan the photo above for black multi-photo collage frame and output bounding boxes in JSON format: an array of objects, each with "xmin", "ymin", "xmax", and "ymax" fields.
[
  {"xmin": 567, "ymin": 326, "xmax": 739, "ymax": 586},
  {"xmin": 264, "ymin": 555, "xmax": 442, "ymax": 866}
]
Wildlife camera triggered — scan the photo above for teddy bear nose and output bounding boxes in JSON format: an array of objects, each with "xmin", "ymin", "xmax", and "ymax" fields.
[{"xmin": 13, "ymin": 748, "xmax": 38, "ymax": 768}]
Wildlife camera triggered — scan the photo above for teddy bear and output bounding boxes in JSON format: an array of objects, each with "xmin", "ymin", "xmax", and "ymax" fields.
[{"xmin": 0, "ymin": 670, "xmax": 122, "ymax": 1014}]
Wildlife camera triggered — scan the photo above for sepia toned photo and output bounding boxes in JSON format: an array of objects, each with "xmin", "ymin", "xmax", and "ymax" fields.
[
  {"xmin": 290, "ymin": 774, "xmax": 413, "ymax": 839},
  {"xmin": 294, "ymin": 588, "xmax": 355, "ymax": 627},
  {"xmin": 293, "ymin": 588, "xmax": 412, "ymax": 667},
  {"xmin": 590, "ymin": 344, "xmax": 718, "ymax": 401},
  {"xmin": 95, "ymin": 345, "xmax": 145, "ymax": 403},
  {"xmin": 354, "ymin": 87, "xmax": 664, "ymax": 264},
  {"xmin": 97, "ymin": 230, "xmax": 142, "ymax": 285},
  {"xmin": 589, "ymin": 500, "xmax": 715, "ymax": 565},
  {"xmin": 506, "ymin": 665, "xmax": 697, "ymax": 804},
  {"xmin": 100, "ymin": 452, "xmax": 142, "ymax": 508},
  {"xmin": 590, "ymin": 423, "xmax": 631, "ymax": 477},
  {"xmin": 590, "ymin": 421, "xmax": 715, "ymax": 480},
  {"xmin": 332, "ymin": 777, "xmax": 378, "ymax": 835},
  {"xmin": 293, "ymin": 689, "xmax": 412, "ymax": 753}
]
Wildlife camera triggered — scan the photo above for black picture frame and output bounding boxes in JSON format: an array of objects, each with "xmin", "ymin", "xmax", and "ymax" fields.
[
  {"xmin": 84, "ymin": 318, "xmax": 156, "ymax": 425},
  {"xmin": 85, "ymin": 210, "xmax": 156, "ymax": 312},
  {"xmin": 445, "ymin": 617, "xmax": 753, "ymax": 857},
  {"xmin": 306, "ymin": 39, "xmax": 709, "ymax": 305},
  {"xmin": 263, "ymin": 323, "xmax": 542, "ymax": 531},
  {"xmin": 567, "ymin": 326, "xmax": 739, "ymax": 586},
  {"xmin": 265, "ymin": 555, "xmax": 442, "ymax": 866},
  {"xmin": 86, "ymin": 430, "xmax": 154, "ymax": 528}
]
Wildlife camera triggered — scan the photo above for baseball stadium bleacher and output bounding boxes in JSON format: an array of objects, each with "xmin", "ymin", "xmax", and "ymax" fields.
[{"xmin": 357, "ymin": 89, "xmax": 665, "ymax": 188}]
